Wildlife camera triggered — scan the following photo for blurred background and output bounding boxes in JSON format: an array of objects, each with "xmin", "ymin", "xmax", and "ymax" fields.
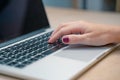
[{"xmin": 43, "ymin": 0, "xmax": 120, "ymax": 12}]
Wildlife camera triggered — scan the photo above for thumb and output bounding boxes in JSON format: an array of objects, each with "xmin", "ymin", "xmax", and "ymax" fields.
[{"xmin": 62, "ymin": 34, "xmax": 89, "ymax": 44}]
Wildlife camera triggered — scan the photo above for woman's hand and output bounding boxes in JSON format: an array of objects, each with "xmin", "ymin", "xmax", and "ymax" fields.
[{"xmin": 48, "ymin": 21, "xmax": 120, "ymax": 46}]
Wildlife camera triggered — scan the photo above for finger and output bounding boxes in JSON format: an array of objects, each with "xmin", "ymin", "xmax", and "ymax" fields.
[
  {"xmin": 62, "ymin": 34, "xmax": 91, "ymax": 44},
  {"xmin": 50, "ymin": 23, "xmax": 70, "ymax": 37},
  {"xmin": 48, "ymin": 24, "xmax": 85, "ymax": 43},
  {"xmin": 48, "ymin": 27, "xmax": 73, "ymax": 43},
  {"xmin": 50, "ymin": 21, "xmax": 80, "ymax": 37}
]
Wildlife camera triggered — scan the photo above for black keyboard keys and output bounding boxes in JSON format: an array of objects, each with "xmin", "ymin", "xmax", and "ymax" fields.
[{"xmin": 0, "ymin": 31, "xmax": 67, "ymax": 68}]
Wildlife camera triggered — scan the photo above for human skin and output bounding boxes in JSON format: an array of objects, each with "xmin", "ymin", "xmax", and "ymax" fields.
[{"xmin": 48, "ymin": 21, "xmax": 120, "ymax": 46}]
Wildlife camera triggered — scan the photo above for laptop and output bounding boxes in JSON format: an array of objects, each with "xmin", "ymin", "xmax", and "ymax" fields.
[{"xmin": 0, "ymin": 0, "xmax": 119, "ymax": 80}]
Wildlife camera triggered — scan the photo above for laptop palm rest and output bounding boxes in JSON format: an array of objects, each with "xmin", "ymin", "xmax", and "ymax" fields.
[{"xmin": 55, "ymin": 44, "xmax": 111, "ymax": 62}]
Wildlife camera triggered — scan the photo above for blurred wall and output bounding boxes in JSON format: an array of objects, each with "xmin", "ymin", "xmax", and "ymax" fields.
[
  {"xmin": 86, "ymin": 0, "xmax": 103, "ymax": 10},
  {"xmin": 43, "ymin": 0, "xmax": 73, "ymax": 8},
  {"xmin": 43, "ymin": 0, "xmax": 116, "ymax": 11}
]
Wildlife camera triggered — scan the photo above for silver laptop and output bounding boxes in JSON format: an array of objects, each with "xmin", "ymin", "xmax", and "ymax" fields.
[{"xmin": 0, "ymin": 0, "xmax": 118, "ymax": 80}]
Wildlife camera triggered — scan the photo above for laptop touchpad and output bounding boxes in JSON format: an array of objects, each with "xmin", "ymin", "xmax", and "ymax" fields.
[{"xmin": 54, "ymin": 45, "xmax": 110, "ymax": 62}]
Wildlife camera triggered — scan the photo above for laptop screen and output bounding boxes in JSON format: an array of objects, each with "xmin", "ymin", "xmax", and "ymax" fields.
[{"xmin": 0, "ymin": 0, "xmax": 49, "ymax": 44}]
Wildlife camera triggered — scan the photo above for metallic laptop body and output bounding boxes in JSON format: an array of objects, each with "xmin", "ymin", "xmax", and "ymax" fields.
[{"xmin": 0, "ymin": 0, "xmax": 117, "ymax": 80}]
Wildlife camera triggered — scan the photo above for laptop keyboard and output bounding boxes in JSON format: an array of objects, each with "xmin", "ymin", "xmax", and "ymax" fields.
[{"xmin": 0, "ymin": 31, "xmax": 67, "ymax": 68}]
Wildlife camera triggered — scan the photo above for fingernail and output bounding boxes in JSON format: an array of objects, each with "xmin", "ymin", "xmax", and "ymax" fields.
[{"xmin": 63, "ymin": 37, "xmax": 69, "ymax": 43}]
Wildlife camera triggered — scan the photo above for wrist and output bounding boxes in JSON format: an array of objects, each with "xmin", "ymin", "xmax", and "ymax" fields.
[{"xmin": 109, "ymin": 26, "xmax": 120, "ymax": 44}]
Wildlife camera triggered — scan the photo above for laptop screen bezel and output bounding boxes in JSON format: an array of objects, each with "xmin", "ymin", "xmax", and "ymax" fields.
[{"xmin": 0, "ymin": 0, "xmax": 50, "ymax": 48}]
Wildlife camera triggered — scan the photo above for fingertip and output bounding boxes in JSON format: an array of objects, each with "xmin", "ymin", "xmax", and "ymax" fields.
[
  {"xmin": 48, "ymin": 37, "xmax": 52, "ymax": 43},
  {"xmin": 48, "ymin": 37, "xmax": 56, "ymax": 44},
  {"xmin": 48, "ymin": 38, "xmax": 53, "ymax": 43}
]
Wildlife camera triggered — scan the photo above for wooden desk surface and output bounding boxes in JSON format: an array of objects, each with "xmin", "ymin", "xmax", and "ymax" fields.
[{"xmin": 1, "ymin": 7, "xmax": 120, "ymax": 80}]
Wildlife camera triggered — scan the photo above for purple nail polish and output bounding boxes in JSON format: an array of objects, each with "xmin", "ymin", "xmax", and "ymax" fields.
[{"xmin": 63, "ymin": 37, "xmax": 69, "ymax": 43}]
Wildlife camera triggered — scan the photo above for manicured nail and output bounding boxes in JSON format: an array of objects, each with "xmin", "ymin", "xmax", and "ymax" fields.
[{"xmin": 63, "ymin": 37, "xmax": 69, "ymax": 43}]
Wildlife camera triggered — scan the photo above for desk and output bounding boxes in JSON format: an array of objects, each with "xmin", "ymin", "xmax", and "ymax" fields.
[{"xmin": 0, "ymin": 7, "xmax": 120, "ymax": 80}]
